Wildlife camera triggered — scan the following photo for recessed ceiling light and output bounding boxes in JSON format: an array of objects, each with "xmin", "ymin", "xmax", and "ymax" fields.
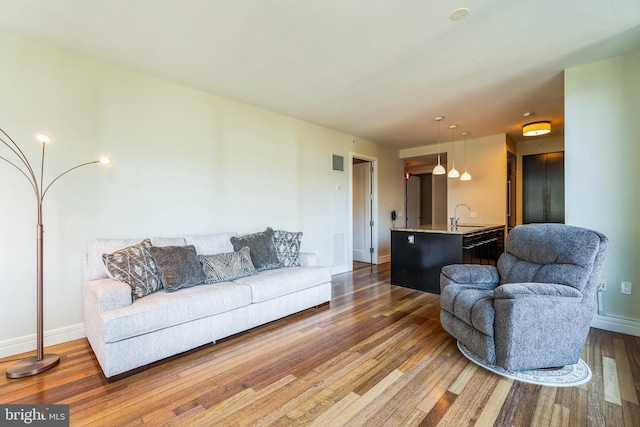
[{"xmin": 450, "ymin": 8, "xmax": 470, "ymax": 21}]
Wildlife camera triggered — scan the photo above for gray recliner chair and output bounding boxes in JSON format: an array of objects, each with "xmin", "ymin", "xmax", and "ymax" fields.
[{"xmin": 440, "ymin": 223, "xmax": 608, "ymax": 371}]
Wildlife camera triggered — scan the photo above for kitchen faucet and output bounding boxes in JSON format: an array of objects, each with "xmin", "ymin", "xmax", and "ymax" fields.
[{"xmin": 452, "ymin": 203, "xmax": 471, "ymax": 229}]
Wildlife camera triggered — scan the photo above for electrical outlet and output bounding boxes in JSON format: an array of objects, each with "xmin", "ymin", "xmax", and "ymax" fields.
[
  {"xmin": 621, "ymin": 281, "xmax": 632, "ymax": 295},
  {"xmin": 597, "ymin": 280, "xmax": 607, "ymax": 292},
  {"xmin": 470, "ymin": 211, "xmax": 477, "ymax": 218}
]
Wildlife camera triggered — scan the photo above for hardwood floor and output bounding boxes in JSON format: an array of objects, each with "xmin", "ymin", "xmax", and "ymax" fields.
[{"xmin": 1, "ymin": 263, "xmax": 639, "ymax": 426}]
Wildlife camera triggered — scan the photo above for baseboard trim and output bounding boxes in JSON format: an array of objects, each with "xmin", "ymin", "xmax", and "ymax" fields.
[
  {"xmin": 377, "ymin": 254, "xmax": 391, "ymax": 264},
  {"xmin": 591, "ymin": 314, "xmax": 640, "ymax": 337},
  {"xmin": 0, "ymin": 324, "xmax": 86, "ymax": 358}
]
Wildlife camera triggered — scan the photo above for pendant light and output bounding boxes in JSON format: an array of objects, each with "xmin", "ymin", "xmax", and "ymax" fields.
[
  {"xmin": 460, "ymin": 131, "xmax": 472, "ymax": 181},
  {"xmin": 432, "ymin": 116, "xmax": 446, "ymax": 175},
  {"xmin": 447, "ymin": 124, "xmax": 459, "ymax": 178}
]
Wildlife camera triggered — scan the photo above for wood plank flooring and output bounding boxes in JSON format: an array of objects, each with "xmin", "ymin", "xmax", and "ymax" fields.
[{"xmin": 1, "ymin": 262, "xmax": 639, "ymax": 426}]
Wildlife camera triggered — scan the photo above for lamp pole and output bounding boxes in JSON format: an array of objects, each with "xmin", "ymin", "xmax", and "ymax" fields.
[{"xmin": 1, "ymin": 128, "xmax": 110, "ymax": 378}]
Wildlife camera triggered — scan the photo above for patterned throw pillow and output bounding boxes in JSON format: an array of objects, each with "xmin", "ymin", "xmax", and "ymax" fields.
[
  {"xmin": 102, "ymin": 239, "xmax": 162, "ymax": 300},
  {"xmin": 199, "ymin": 246, "xmax": 257, "ymax": 284},
  {"xmin": 149, "ymin": 245, "xmax": 206, "ymax": 292},
  {"xmin": 230, "ymin": 228, "xmax": 280, "ymax": 271},
  {"xmin": 272, "ymin": 229, "xmax": 303, "ymax": 267}
]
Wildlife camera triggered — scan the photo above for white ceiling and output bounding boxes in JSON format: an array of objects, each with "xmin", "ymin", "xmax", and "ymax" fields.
[{"xmin": 1, "ymin": 0, "xmax": 640, "ymax": 148}]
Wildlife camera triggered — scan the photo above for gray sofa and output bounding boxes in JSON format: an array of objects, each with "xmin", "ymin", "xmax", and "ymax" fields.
[
  {"xmin": 83, "ymin": 231, "xmax": 331, "ymax": 378},
  {"xmin": 440, "ymin": 223, "xmax": 608, "ymax": 371}
]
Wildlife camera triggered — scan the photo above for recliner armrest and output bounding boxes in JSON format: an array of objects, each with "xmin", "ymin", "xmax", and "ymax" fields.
[
  {"xmin": 494, "ymin": 282, "xmax": 582, "ymax": 300},
  {"xmin": 441, "ymin": 264, "xmax": 500, "ymax": 288}
]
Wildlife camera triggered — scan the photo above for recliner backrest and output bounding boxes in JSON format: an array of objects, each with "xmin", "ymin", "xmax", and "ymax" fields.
[{"xmin": 497, "ymin": 224, "xmax": 607, "ymax": 293}]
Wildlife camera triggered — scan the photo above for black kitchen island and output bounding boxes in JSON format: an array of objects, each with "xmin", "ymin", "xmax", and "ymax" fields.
[{"xmin": 390, "ymin": 224, "xmax": 505, "ymax": 294}]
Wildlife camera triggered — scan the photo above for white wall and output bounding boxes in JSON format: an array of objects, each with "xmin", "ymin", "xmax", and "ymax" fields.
[
  {"xmin": 400, "ymin": 134, "xmax": 508, "ymax": 226},
  {"xmin": 446, "ymin": 135, "xmax": 507, "ymax": 226},
  {"xmin": 565, "ymin": 50, "xmax": 640, "ymax": 334},
  {"xmin": 0, "ymin": 34, "xmax": 403, "ymax": 355}
]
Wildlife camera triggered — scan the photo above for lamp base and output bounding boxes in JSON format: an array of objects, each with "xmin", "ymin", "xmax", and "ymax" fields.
[{"xmin": 6, "ymin": 354, "xmax": 60, "ymax": 379}]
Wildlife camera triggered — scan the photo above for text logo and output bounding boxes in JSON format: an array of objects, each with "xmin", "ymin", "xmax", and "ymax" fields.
[{"xmin": 1, "ymin": 405, "xmax": 69, "ymax": 426}]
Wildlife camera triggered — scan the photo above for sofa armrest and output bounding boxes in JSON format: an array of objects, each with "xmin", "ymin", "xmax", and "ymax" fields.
[
  {"xmin": 494, "ymin": 282, "xmax": 582, "ymax": 300},
  {"xmin": 298, "ymin": 252, "xmax": 319, "ymax": 267},
  {"xmin": 83, "ymin": 278, "xmax": 132, "ymax": 314}
]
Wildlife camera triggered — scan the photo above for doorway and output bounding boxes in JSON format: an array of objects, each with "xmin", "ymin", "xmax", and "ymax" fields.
[
  {"xmin": 403, "ymin": 154, "xmax": 447, "ymax": 227},
  {"xmin": 351, "ymin": 155, "xmax": 377, "ymax": 266},
  {"xmin": 406, "ymin": 174, "xmax": 420, "ymax": 227},
  {"xmin": 405, "ymin": 174, "xmax": 433, "ymax": 226}
]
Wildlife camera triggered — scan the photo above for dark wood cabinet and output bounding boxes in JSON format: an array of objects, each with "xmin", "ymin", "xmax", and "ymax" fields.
[
  {"xmin": 391, "ymin": 226, "xmax": 504, "ymax": 294},
  {"xmin": 523, "ymin": 152, "xmax": 564, "ymax": 224},
  {"xmin": 391, "ymin": 231, "xmax": 462, "ymax": 294},
  {"xmin": 462, "ymin": 228, "xmax": 505, "ymax": 265}
]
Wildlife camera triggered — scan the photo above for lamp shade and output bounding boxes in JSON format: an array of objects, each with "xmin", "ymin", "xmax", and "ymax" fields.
[
  {"xmin": 433, "ymin": 163, "xmax": 446, "ymax": 175},
  {"xmin": 523, "ymin": 121, "xmax": 551, "ymax": 136}
]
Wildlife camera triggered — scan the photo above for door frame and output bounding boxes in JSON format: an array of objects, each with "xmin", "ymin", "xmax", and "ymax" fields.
[{"xmin": 348, "ymin": 152, "xmax": 379, "ymax": 270}]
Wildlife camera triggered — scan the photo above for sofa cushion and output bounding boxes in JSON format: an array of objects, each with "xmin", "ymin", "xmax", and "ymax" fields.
[
  {"xmin": 230, "ymin": 228, "xmax": 280, "ymax": 271},
  {"xmin": 199, "ymin": 247, "xmax": 257, "ymax": 284},
  {"xmin": 87, "ymin": 237, "xmax": 185, "ymax": 281},
  {"xmin": 273, "ymin": 229, "xmax": 303, "ymax": 267},
  {"xmin": 150, "ymin": 245, "xmax": 206, "ymax": 292},
  {"xmin": 101, "ymin": 282, "xmax": 252, "ymax": 343},
  {"xmin": 102, "ymin": 239, "xmax": 163, "ymax": 300},
  {"xmin": 184, "ymin": 232, "xmax": 236, "ymax": 255},
  {"xmin": 234, "ymin": 266, "xmax": 331, "ymax": 303}
]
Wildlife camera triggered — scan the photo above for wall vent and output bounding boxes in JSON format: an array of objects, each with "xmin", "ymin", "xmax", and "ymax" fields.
[{"xmin": 332, "ymin": 154, "xmax": 344, "ymax": 172}]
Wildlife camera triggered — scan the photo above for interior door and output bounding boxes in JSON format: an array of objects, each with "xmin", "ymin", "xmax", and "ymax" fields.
[
  {"xmin": 419, "ymin": 174, "xmax": 432, "ymax": 225},
  {"xmin": 546, "ymin": 152, "xmax": 565, "ymax": 223},
  {"xmin": 406, "ymin": 175, "xmax": 421, "ymax": 227},
  {"xmin": 353, "ymin": 161, "xmax": 372, "ymax": 262}
]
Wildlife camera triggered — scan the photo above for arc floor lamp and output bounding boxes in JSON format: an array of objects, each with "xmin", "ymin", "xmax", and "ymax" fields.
[{"xmin": 1, "ymin": 127, "xmax": 111, "ymax": 379}]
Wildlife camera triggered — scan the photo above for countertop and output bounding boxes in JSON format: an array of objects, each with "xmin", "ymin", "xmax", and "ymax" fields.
[{"xmin": 390, "ymin": 224, "xmax": 505, "ymax": 235}]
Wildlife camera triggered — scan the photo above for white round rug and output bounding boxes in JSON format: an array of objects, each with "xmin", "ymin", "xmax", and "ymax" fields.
[{"xmin": 457, "ymin": 341, "xmax": 592, "ymax": 387}]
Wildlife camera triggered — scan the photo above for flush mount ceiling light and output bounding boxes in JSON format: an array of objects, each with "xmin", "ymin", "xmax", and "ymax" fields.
[
  {"xmin": 523, "ymin": 121, "xmax": 551, "ymax": 136},
  {"xmin": 433, "ymin": 116, "xmax": 446, "ymax": 175},
  {"xmin": 522, "ymin": 113, "xmax": 551, "ymax": 137},
  {"xmin": 450, "ymin": 8, "xmax": 470, "ymax": 20}
]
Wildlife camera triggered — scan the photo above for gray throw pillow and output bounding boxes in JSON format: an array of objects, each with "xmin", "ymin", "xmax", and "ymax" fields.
[
  {"xmin": 230, "ymin": 227, "xmax": 280, "ymax": 271},
  {"xmin": 199, "ymin": 247, "xmax": 257, "ymax": 284},
  {"xmin": 102, "ymin": 239, "xmax": 162, "ymax": 300},
  {"xmin": 149, "ymin": 245, "xmax": 206, "ymax": 292},
  {"xmin": 273, "ymin": 229, "xmax": 303, "ymax": 267}
]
